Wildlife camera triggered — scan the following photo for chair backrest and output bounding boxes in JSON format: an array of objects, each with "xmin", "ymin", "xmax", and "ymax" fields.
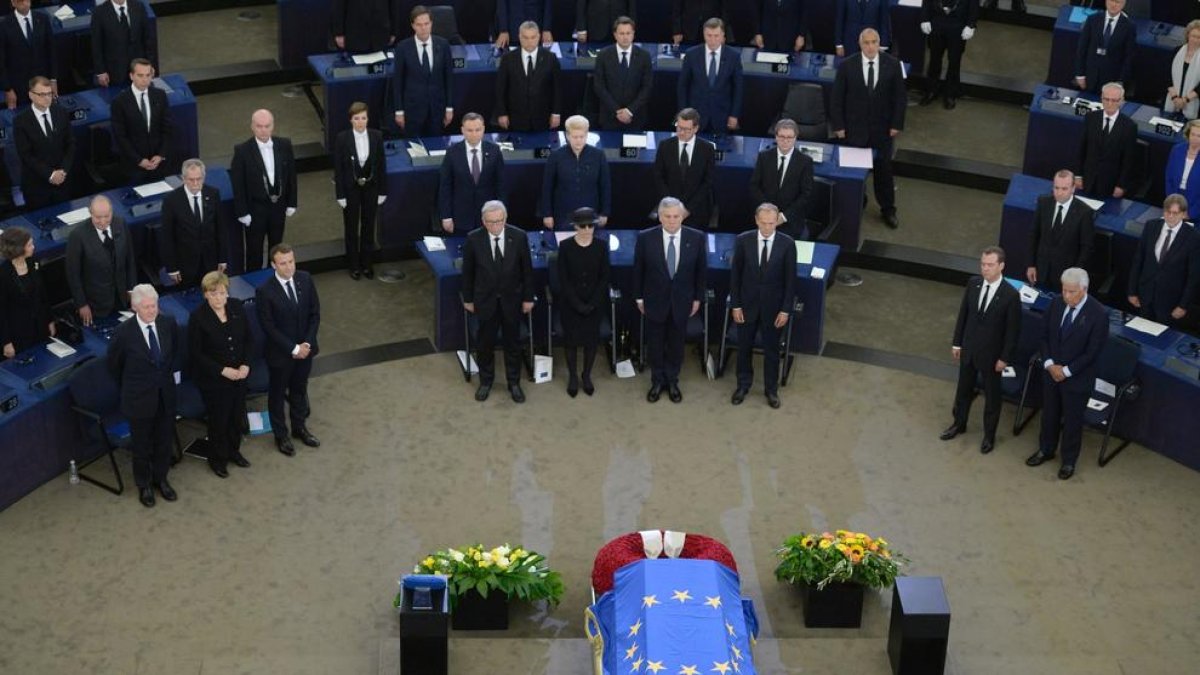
[
  {"xmin": 1130, "ymin": 139, "xmax": 1151, "ymax": 201},
  {"xmin": 1013, "ymin": 309, "xmax": 1042, "ymax": 367},
  {"xmin": 430, "ymin": 5, "xmax": 464, "ymax": 45},
  {"xmin": 1096, "ymin": 335, "xmax": 1140, "ymax": 387},
  {"xmin": 68, "ymin": 356, "xmax": 120, "ymax": 418},
  {"xmin": 777, "ymin": 82, "xmax": 827, "ymax": 140},
  {"xmin": 805, "ymin": 176, "xmax": 836, "ymax": 241}
]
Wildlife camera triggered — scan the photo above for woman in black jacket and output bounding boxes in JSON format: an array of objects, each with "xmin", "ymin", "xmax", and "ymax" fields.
[
  {"xmin": 556, "ymin": 207, "xmax": 610, "ymax": 396},
  {"xmin": 189, "ymin": 271, "xmax": 253, "ymax": 478},
  {"xmin": 0, "ymin": 228, "xmax": 54, "ymax": 359}
]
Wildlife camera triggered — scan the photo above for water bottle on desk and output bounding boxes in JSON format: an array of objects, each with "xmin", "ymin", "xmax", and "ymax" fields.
[{"xmin": 68, "ymin": 460, "xmax": 79, "ymax": 485}]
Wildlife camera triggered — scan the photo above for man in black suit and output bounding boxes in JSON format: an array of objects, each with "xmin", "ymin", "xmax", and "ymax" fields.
[
  {"xmin": 494, "ymin": 21, "xmax": 562, "ymax": 132},
  {"xmin": 439, "ymin": 112, "xmax": 505, "ymax": 233},
  {"xmin": 256, "ymin": 243, "xmax": 321, "ymax": 456},
  {"xmin": 0, "ymin": 0, "xmax": 55, "ymax": 110},
  {"xmin": 652, "ymin": 107, "xmax": 715, "ymax": 228},
  {"xmin": 65, "ymin": 195, "xmax": 136, "ymax": 326},
  {"xmin": 1074, "ymin": 0, "xmax": 1135, "ymax": 94},
  {"xmin": 90, "ymin": 0, "xmax": 154, "ymax": 88},
  {"xmin": 671, "ymin": 0, "xmax": 730, "ymax": 45},
  {"xmin": 13, "ymin": 75, "xmax": 73, "ymax": 210},
  {"xmin": 110, "ymin": 58, "xmax": 172, "ymax": 183},
  {"xmin": 940, "ymin": 246, "xmax": 1022, "ymax": 453},
  {"xmin": 107, "ymin": 284, "xmax": 179, "ymax": 508},
  {"xmin": 919, "ymin": 0, "xmax": 978, "ymax": 110},
  {"xmin": 748, "ymin": 118, "xmax": 814, "ymax": 241},
  {"xmin": 232, "ymin": 108, "xmax": 298, "ymax": 271},
  {"xmin": 729, "ymin": 202, "xmax": 797, "ymax": 409},
  {"xmin": 592, "ymin": 16, "xmax": 653, "ymax": 131},
  {"xmin": 333, "ymin": 101, "xmax": 387, "ymax": 279},
  {"xmin": 159, "ymin": 158, "xmax": 226, "ymax": 289},
  {"xmin": 1027, "ymin": 267, "xmax": 1109, "ymax": 480},
  {"xmin": 331, "ymin": 0, "xmax": 393, "ymax": 53},
  {"xmin": 461, "ymin": 200, "xmax": 535, "ymax": 403},
  {"xmin": 1128, "ymin": 194, "xmax": 1200, "ymax": 326},
  {"xmin": 1027, "ymin": 170, "xmax": 1095, "ymax": 293},
  {"xmin": 575, "ymin": 0, "xmax": 635, "ymax": 47},
  {"xmin": 752, "ymin": 0, "xmax": 806, "ymax": 53},
  {"xmin": 677, "ymin": 18, "xmax": 743, "ymax": 134},
  {"xmin": 494, "ymin": 0, "xmax": 553, "ymax": 48},
  {"xmin": 392, "ymin": 5, "xmax": 454, "ymax": 138},
  {"xmin": 831, "ymin": 28, "xmax": 906, "ymax": 229},
  {"xmin": 633, "ymin": 196, "xmax": 707, "ymax": 403},
  {"xmin": 1075, "ymin": 82, "xmax": 1137, "ymax": 200}
]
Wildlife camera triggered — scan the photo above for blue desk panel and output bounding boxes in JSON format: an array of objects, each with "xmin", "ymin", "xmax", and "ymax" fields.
[{"xmin": 1047, "ymin": 5, "xmax": 1179, "ymax": 102}]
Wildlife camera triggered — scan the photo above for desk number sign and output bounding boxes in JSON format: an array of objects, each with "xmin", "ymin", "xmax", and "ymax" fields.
[
  {"xmin": 713, "ymin": 149, "xmax": 725, "ymax": 162},
  {"xmin": 71, "ymin": 109, "xmax": 87, "ymax": 122},
  {"xmin": 534, "ymin": 147, "xmax": 552, "ymax": 159},
  {"xmin": 772, "ymin": 63, "xmax": 789, "ymax": 75},
  {"xmin": 452, "ymin": 57, "xmax": 466, "ymax": 69},
  {"xmin": 620, "ymin": 147, "xmax": 639, "ymax": 159}
]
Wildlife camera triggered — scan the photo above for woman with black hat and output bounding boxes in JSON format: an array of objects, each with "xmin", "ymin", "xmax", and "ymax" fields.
[{"xmin": 556, "ymin": 207, "xmax": 610, "ymax": 396}]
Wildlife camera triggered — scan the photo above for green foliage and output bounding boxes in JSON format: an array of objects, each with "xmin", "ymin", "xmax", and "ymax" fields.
[
  {"xmin": 395, "ymin": 544, "xmax": 564, "ymax": 609},
  {"xmin": 774, "ymin": 530, "xmax": 906, "ymax": 591}
]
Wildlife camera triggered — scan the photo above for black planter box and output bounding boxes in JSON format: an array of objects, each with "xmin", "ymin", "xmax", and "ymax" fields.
[
  {"xmin": 800, "ymin": 582, "xmax": 865, "ymax": 628},
  {"xmin": 451, "ymin": 589, "xmax": 510, "ymax": 630}
]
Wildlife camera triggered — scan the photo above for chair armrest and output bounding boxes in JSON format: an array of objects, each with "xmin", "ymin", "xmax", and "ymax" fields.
[{"xmin": 70, "ymin": 405, "xmax": 103, "ymax": 422}]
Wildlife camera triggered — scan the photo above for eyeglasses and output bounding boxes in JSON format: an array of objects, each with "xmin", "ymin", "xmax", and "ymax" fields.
[{"xmin": 575, "ymin": 223, "xmax": 596, "ymax": 229}]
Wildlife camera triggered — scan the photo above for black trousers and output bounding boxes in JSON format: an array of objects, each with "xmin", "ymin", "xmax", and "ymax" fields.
[
  {"xmin": 1039, "ymin": 375, "xmax": 1088, "ymax": 465},
  {"xmin": 475, "ymin": 301, "xmax": 523, "ymax": 385},
  {"xmin": 129, "ymin": 394, "xmax": 173, "ymax": 488},
  {"xmin": 867, "ymin": 135, "xmax": 897, "ymax": 214},
  {"xmin": 952, "ymin": 358, "xmax": 1003, "ymax": 438},
  {"xmin": 645, "ymin": 306, "xmax": 687, "ymax": 386},
  {"xmin": 268, "ymin": 357, "xmax": 312, "ymax": 438},
  {"xmin": 200, "ymin": 383, "xmax": 245, "ymax": 467},
  {"xmin": 342, "ymin": 183, "xmax": 380, "ymax": 271},
  {"xmin": 926, "ymin": 25, "xmax": 966, "ymax": 97},
  {"xmin": 735, "ymin": 311, "xmax": 783, "ymax": 394},
  {"xmin": 245, "ymin": 201, "xmax": 287, "ymax": 271}
]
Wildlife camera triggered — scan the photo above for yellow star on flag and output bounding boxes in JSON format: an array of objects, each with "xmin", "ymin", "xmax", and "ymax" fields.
[
  {"xmin": 631, "ymin": 657, "xmax": 644, "ymax": 672},
  {"xmin": 646, "ymin": 661, "xmax": 666, "ymax": 674},
  {"xmin": 711, "ymin": 662, "xmax": 731, "ymax": 674},
  {"xmin": 679, "ymin": 666, "xmax": 700, "ymax": 675},
  {"xmin": 625, "ymin": 643, "xmax": 639, "ymax": 660},
  {"xmin": 703, "ymin": 595, "xmax": 722, "ymax": 609},
  {"xmin": 628, "ymin": 619, "xmax": 643, "ymax": 637},
  {"xmin": 725, "ymin": 621, "xmax": 736, "ymax": 636},
  {"xmin": 730, "ymin": 645, "xmax": 742, "ymax": 661},
  {"xmin": 642, "ymin": 595, "xmax": 660, "ymax": 609},
  {"xmin": 671, "ymin": 589, "xmax": 693, "ymax": 603},
  {"xmin": 731, "ymin": 660, "xmax": 741, "ymax": 673}
]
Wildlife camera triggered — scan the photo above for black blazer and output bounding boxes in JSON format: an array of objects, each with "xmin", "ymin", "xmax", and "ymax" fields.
[
  {"xmin": 952, "ymin": 277, "xmax": 1022, "ymax": 370},
  {"xmin": 653, "ymin": 136, "xmax": 715, "ymax": 227},
  {"xmin": 920, "ymin": 0, "xmax": 978, "ymax": 29},
  {"xmin": 494, "ymin": 46, "xmax": 562, "ymax": 132},
  {"xmin": 748, "ymin": 148, "xmax": 814, "ymax": 240},
  {"xmin": 0, "ymin": 10, "xmax": 55, "ymax": 93},
  {"xmin": 13, "ymin": 103, "xmax": 74, "ymax": 186},
  {"xmin": 575, "ymin": 0, "xmax": 636, "ymax": 40},
  {"xmin": 830, "ymin": 52, "xmax": 907, "ymax": 147},
  {"xmin": 110, "ymin": 84, "xmax": 171, "ymax": 165},
  {"xmin": 677, "ymin": 44, "xmax": 743, "ymax": 133},
  {"xmin": 107, "ymin": 314, "xmax": 179, "ymax": 419},
  {"xmin": 729, "ymin": 229, "xmax": 797, "ymax": 324},
  {"xmin": 756, "ymin": 0, "xmax": 806, "ymax": 53},
  {"xmin": 65, "ymin": 220, "xmax": 137, "ymax": 317},
  {"xmin": 495, "ymin": 0, "xmax": 552, "ymax": 39},
  {"xmin": 1030, "ymin": 195, "xmax": 1095, "ymax": 287},
  {"xmin": 188, "ymin": 297, "xmax": 252, "ymax": 390},
  {"xmin": 671, "ymin": 0, "xmax": 729, "ymax": 44},
  {"xmin": 1128, "ymin": 220, "xmax": 1200, "ymax": 319},
  {"xmin": 592, "ymin": 44, "xmax": 653, "ymax": 129},
  {"xmin": 438, "ymin": 140, "xmax": 506, "ymax": 231},
  {"xmin": 331, "ymin": 0, "xmax": 392, "ymax": 53},
  {"xmin": 231, "ymin": 136, "xmax": 298, "ymax": 214},
  {"xmin": 158, "ymin": 184, "xmax": 227, "ymax": 281},
  {"xmin": 255, "ymin": 271, "xmax": 321, "ymax": 367},
  {"xmin": 1041, "ymin": 295, "xmax": 1108, "ymax": 394},
  {"xmin": 333, "ymin": 127, "xmax": 387, "ymax": 199},
  {"xmin": 90, "ymin": 1, "xmax": 153, "ymax": 85},
  {"xmin": 461, "ymin": 225, "xmax": 535, "ymax": 321},
  {"xmin": 0, "ymin": 259, "xmax": 51, "ymax": 353},
  {"xmin": 632, "ymin": 225, "xmax": 707, "ymax": 322},
  {"xmin": 1076, "ymin": 110, "xmax": 1137, "ymax": 198},
  {"xmin": 391, "ymin": 35, "xmax": 453, "ymax": 128},
  {"xmin": 1074, "ymin": 11, "xmax": 1135, "ymax": 90}
]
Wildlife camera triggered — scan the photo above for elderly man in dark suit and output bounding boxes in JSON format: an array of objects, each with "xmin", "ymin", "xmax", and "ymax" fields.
[
  {"xmin": 748, "ymin": 118, "xmax": 814, "ymax": 241},
  {"xmin": 592, "ymin": 16, "xmax": 653, "ymax": 131},
  {"xmin": 575, "ymin": 0, "xmax": 636, "ymax": 47},
  {"xmin": 941, "ymin": 246, "xmax": 1022, "ymax": 454},
  {"xmin": 392, "ymin": 5, "xmax": 454, "ymax": 138},
  {"xmin": 1074, "ymin": 0, "xmax": 1136, "ymax": 94},
  {"xmin": 439, "ymin": 112, "xmax": 505, "ymax": 233},
  {"xmin": 1128, "ymin": 194, "xmax": 1200, "ymax": 326},
  {"xmin": 653, "ymin": 107, "xmax": 715, "ymax": 228},
  {"xmin": 13, "ymin": 75, "xmax": 74, "ymax": 210},
  {"xmin": 65, "ymin": 195, "xmax": 136, "ymax": 326},
  {"xmin": 231, "ymin": 109, "xmax": 298, "ymax": 271},
  {"xmin": 107, "ymin": 283, "xmax": 179, "ymax": 507},
  {"xmin": 730, "ymin": 202, "xmax": 797, "ymax": 409},
  {"xmin": 1075, "ymin": 82, "xmax": 1138, "ymax": 200},
  {"xmin": 634, "ymin": 196, "xmax": 707, "ymax": 403},
  {"xmin": 494, "ymin": 0, "xmax": 553, "ymax": 48},
  {"xmin": 495, "ymin": 21, "xmax": 562, "ymax": 132},
  {"xmin": 461, "ymin": 200, "xmax": 535, "ymax": 403},
  {"xmin": 256, "ymin": 243, "xmax": 321, "ymax": 456},
  {"xmin": 831, "ymin": 28, "xmax": 906, "ymax": 229},
  {"xmin": 90, "ymin": 0, "xmax": 154, "ymax": 88},
  {"xmin": 1027, "ymin": 170, "xmax": 1095, "ymax": 293},
  {"xmin": 159, "ymin": 158, "xmax": 226, "ymax": 289},
  {"xmin": 0, "ymin": 0, "xmax": 55, "ymax": 110},
  {"xmin": 1028, "ymin": 267, "xmax": 1109, "ymax": 480},
  {"xmin": 110, "ymin": 58, "xmax": 172, "ymax": 183},
  {"xmin": 333, "ymin": 101, "xmax": 387, "ymax": 279},
  {"xmin": 331, "ymin": 0, "xmax": 393, "ymax": 53},
  {"xmin": 671, "ymin": 0, "xmax": 730, "ymax": 45},
  {"xmin": 752, "ymin": 0, "xmax": 806, "ymax": 53},
  {"xmin": 677, "ymin": 18, "xmax": 742, "ymax": 133}
]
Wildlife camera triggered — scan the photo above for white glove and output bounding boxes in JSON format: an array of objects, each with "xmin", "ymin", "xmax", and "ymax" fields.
[
  {"xmin": 920, "ymin": 22, "xmax": 931, "ymax": 35},
  {"xmin": 961, "ymin": 26, "xmax": 975, "ymax": 41},
  {"xmin": 336, "ymin": 199, "xmax": 346, "ymax": 209},
  {"xmin": 237, "ymin": 214, "xmax": 251, "ymax": 227},
  {"xmin": 377, "ymin": 195, "xmax": 387, "ymax": 205},
  {"xmin": 285, "ymin": 207, "xmax": 296, "ymax": 217}
]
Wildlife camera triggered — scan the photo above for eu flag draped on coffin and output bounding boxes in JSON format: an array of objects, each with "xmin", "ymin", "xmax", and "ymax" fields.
[{"xmin": 585, "ymin": 559, "xmax": 759, "ymax": 675}]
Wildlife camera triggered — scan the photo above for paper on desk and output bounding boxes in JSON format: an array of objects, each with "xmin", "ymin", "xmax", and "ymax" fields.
[
  {"xmin": 173, "ymin": 371, "xmax": 181, "ymax": 385},
  {"xmin": 422, "ymin": 236, "xmax": 446, "ymax": 251},
  {"xmin": 57, "ymin": 207, "xmax": 92, "ymax": 226},
  {"xmin": 754, "ymin": 51, "xmax": 789, "ymax": 65},
  {"xmin": 622, "ymin": 134, "xmax": 648, "ymax": 148},
  {"xmin": 1086, "ymin": 398, "xmax": 1109, "ymax": 411},
  {"xmin": 546, "ymin": 42, "xmax": 563, "ymax": 58},
  {"xmin": 407, "ymin": 142, "xmax": 429, "ymax": 158},
  {"xmin": 615, "ymin": 359, "xmax": 637, "ymax": 378},
  {"xmin": 897, "ymin": 0, "xmax": 921, "ymax": 6},
  {"xmin": 810, "ymin": 267, "xmax": 826, "ymax": 279},
  {"xmin": 133, "ymin": 181, "xmax": 174, "ymax": 198},
  {"xmin": 1125, "ymin": 316, "xmax": 1169, "ymax": 336},
  {"xmin": 798, "ymin": 144, "xmax": 824, "ymax": 163},
  {"xmin": 707, "ymin": 233, "xmax": 716, "ymax": 253},
  {"xmin": 428, "ymin": 149, "xmax": 446, "ymax": 157},
  {"xmin": 794, "ymin": 240, "xmax": 814, "ymax": 265},
  {"xmin": 118, "ymin": 311, "xmax": 134, "ymax": 321},
  {"xmin": 246, "ymin": 411, "xmax": 272, "ymax": 435},
  {"xmin": 609, "ymin": 233, "xmax": 620, "ymax": 251},
  {"xmin": 554, "ymin": 231, "xmax": 573, "ymax": 244},
  {"xmin": 46, "ymin": 338, "xmax": 75, "ymax": 358},
  {"xmin": 838, "ymin": 147, "xmax": 873, "ymax": 169},
  {"xmin": 1094, "ymin": 378, "xmax": 1116, "ymax": 397},
  {"xmin": 352, "ymin": 51, "xmax": 388, "ymax": 65},
  {"xmin": 54, "ymin": 6, "xmax": 75, "ymax": 19},
  {"xmin": 1002, "ymin": 366, "xmax": 1017, "ymax": 378},
  {"xmin": 1019, "ymin": 285, "xmax": 1040, "ymax": 304},
  {"xmin": 1074, "ymin": 195, "xmax": 1104, "ymax": 211}
]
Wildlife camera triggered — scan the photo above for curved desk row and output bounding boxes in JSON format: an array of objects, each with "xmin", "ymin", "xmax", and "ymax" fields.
[{"xmin": 1047, "ymin": 5, "xmax": 1179, "ymax": 104}]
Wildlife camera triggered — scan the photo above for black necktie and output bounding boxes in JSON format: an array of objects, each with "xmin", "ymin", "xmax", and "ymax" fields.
[
  {"xmin": 285, "ymin": 279, "xmax": 297, "ymax": 304},
  {"xmin": 526, "ymin": 54, "xmax": 533, "ymax": 76},
  {"xmin": 1053, "ymin": 204, "xmax": 1064, "ymax": 229},
  {"xmin": 680, "ymin": 143, "xmax": 690, "ymax": 173},
  {"xmin": 867, "ymin": 60, "xmax": 875, "ymax": 90},
  {"xmin": 1103, "ymin": 18, "xmax": 1114, "ymax": 45},
  {"xmin": 621, "ymin": 51, "xmax": 628, "ymax": 69},
  {"xmin": 1061, "ymin": 305, "xmax": 1077, "ymax": 335},
  {"xmin": 421, "ymin": 44, "xmax": 430, "ymax": 72},
  {"xmin": 471, "ymin": 148, "xmax": 480, "ymax": 184},
  {"xmin": 119, "ymin": 5, "xmax": 129, "ymax": 29},
  {"xmin": 23, "ymin": 16, "xmax": 31, "ymax": 43},
  {"xmin": 1103, "ymin": 117, "xmax": 1111, "ymax": 135},
  {"xmin": 41, "ymin": 112, "xmax": 51, "ymax": 136},
  {"xmin": 493, "ymin": 236, "xmax": 503, "ymax": 262},
  {"xmin": 1159, "ymin": 227, "xmax": 1175, "ymax": 261},
  {"xmin": 778, "ymin": 155, "xmax": 787, "ymax": 186},
  {"xmin": 192, "ymin": 194, "xmax": 201, "ymax": 221},
  {"xmin": 708, "ymin": 51, "xmax": 717, "ymax": 86},
  {"xmin": 146, "ymin": 324, "xmax": 161, "ymax": 366},
  {"xmin": 140, "ymin": 92, "xmax": 149, "ymax": 130},
  {"xmin": 979, "ymin": 283, "xmax": 991, "ymax": 312},
  {"xmin": 760, "ymin": 239, "xmax": 770, "ymax": 269},
  {"xmin": 102, "ymin": 230, "xmax": 114, "ymax": 258}
]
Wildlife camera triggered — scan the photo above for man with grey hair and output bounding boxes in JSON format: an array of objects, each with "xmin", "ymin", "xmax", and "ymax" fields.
[
  {"xmin": 461, "ymin": 200, "xmax": 535, "ymax": 403},
  {"xmin": 107, "ymin": 283, "xmax": 180, "ymax": 507},
  {"xmin": 232, "ymin": 108, "xmax": 297, "ymax": 270},
  {"xmin": 1075, "ymin": 82, "xmax": 1137, "ymax": 200},
  {"xmin": 748, "ymin": 118, "xmax": 813, "ymax": 241},
  {"xmin": 65, "ymin": 194, "xmax": 137, "ymax": 326},
  {"xmin": 1027, "ymin": 267, "xmax": 1108, "ymax": 480},
  {"xmin": 633, "ymin": 196, "xmax": 707, "ymax": 403},
  {"xmin": 159, "ymin": 158, "xmax": 227, "ymax": 289}
]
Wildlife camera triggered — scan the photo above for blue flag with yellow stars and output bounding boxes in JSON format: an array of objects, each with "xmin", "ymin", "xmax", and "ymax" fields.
[{"xmin": 585, "ymin": 559, "xmax": 758, "ymax": 675}]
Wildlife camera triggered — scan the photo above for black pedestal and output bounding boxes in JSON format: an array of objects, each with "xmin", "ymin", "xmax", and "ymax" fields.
[
  {"xmin": 399, "ymin": 579, "xmax": 450, "ymax": 675},
  {"xmin": 887, "ymin": 576, "xmax": 951, "ymax": 675},
  {"xmin": 800, "ymin": 582, "xmax": 865, "ymax": 628},
  {"xmin": 451, "ymin": 589, "xmax": 510, "ymax": 630}
]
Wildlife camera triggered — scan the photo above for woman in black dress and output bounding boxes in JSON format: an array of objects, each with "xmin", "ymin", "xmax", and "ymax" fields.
[
  {"xmin": 0, "ymin": 229, "xmax": 54, "ymax": 359},
  {"xmin": 556, "ymin": 207, "xmax": 610, "ymax": 397},
  {"xmin": 189, "ymin": 271, "xmax": 253, "ymax": 478}
]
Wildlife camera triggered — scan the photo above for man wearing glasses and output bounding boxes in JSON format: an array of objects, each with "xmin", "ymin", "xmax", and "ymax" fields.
[
  {"xmin": 13, "ymin": 76, "xmax": 73, "ymax": 210},
  {"xmin": 749, "ymin": 118, "xmax": 813, "ymax": 241},
  {"xmin": 1075, "ymin": 82, "xmax": 1137, "ymax": 201},
  {"xmin": 652, "ymin": 108, "xmax": 715, "ymax": 228}
]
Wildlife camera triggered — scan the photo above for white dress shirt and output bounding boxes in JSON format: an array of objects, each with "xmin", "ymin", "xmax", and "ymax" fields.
[
  {"xmin": 490, "ymin": 231, "xmax": 505, "ymax": 259},
  {"xmin": 94, "ymin": 225, "xmax": 113, "ymax": 244},
  {"xmin": 186, "ymin": 188, "xmax": 203, "ymax": 220},
  {"xmin": 661, "ymin": 227, "xmax": 680, "ymax": 274},
  {"xmin": 15, "ymin": 9, "xmax": 31, "ymax": 40},
  {"xmin": 978, "ymin": 278, "xmax": 1000, "ymax": 312},
  {"xmin": 678, "ymin": 138, "xmax": 692, "ymax": 163},
  {"xmin": 1156, "ymin": 221, "xmax": 1182, "ymax": 260},
  {"xmin": 861, "ymin": 55, "xmax": 878, "ymax": 87},
  {"xmin": 33, "ymin": 103, "xmax": 52, "ymax": 135},
  {"xmin": 522, "ymin": 47, "xmax": 538, "ymax": 74},
  {"xmin": 257, "ymin": 138, "xmax": 275, "ymax": 185},
  {"xmin": 136, "ymin": 316, "xmax": 157, "ymax": 351},
  {"xmin": 353, "ymin": 128, "xmax": 369, "ymax": 165},
  {"xmin": 706, "ymin": 47, "xmax": 721, "ymax": 79},
  {"xmin": 131, "ymin": 84, "xmax": 152, "ymax": 132},
  {"xmin": 758, "ymin": 232, "xmax": 776, "ymax": 265}
]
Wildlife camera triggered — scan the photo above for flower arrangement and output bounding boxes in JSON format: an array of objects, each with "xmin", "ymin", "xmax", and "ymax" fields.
[
  {"xmin": 774, "ymin": 530, "xmax": 905, "ymax": 590},
  {"xmin": 396, "ymin": 543, "xmax": 565, "ymax": 609}
]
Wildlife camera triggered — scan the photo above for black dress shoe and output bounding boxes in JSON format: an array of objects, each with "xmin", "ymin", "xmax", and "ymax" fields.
[
  {"xmin": 209, "ymin": 461, "xmax": 229, "ymax": 478},
  {"xmin": 581, "ymin": 375, "xmax": 594, "ymax": 396},
  {"xmin": 138, "ymin": 487, "xmax": 156, "ymax": 508},
  {"xmin": 293, "ymin": 428, "xmax": 321, "ymax": 447},
  {"xmin": 939, "ymin": 424, "xmax": 966, "ymax": 441},
  {"xmin": 1025, "ymin": 451, "xmax": 1054, "ymax": 467},
  {"xmin": 567, "ymin": 375, "xmax": 579, "ymax": 398},
  {"xmin": 362, "ymin": 267, "xmax": 374, "ymax": 279},
  {"xmin": 668, "ymin": 384, "xmax": 682, "ymax": 403},
  {"xmin": 276, "ymin": 436, "xmax": 296, "ymax": 457},
  {"xmin": 980, "ymin": 437, "xmax": 995, "ymax": 454},
  {"xmin": 1057, "ymin": 464, "xmax": 1076, "ymax": 480},
  {"xmin": 943, "ymin": 96, "xmax": 957, "ymax": 110},
  {"xmin": 883, "ymin": 211, "xmax": 900, "ymax": 229},
  {"xmin": 509, "ymin": 383, "xmax": 526, "ymax": 403},
  {"xmin": 731, "ymin": 388, "xmax": 747, "ymax": 405},
  {"xmin": 157, "ymin": 480, "xmax": 178, "ymax": 502},
  {"xmin": 231, "ymin": 452, "xmax": 251, "ymax": 468},
  {"xmin": 766, "ymin": 392, "xmax": 781, "ymax": 409},
  {"xmin": 475, "ymin": 383, "xmax": 492, "ymax": 401},
  {"xmin": 919, "ymin": 90, "xmax": 938, "ymax": 106},
  {"xmin": 349, "ymin": 269, "xmax": 361, "ymax": 280},
  {"xmin": 647, "ymin": 384, "xmax": 663, "ymax": 403}
]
